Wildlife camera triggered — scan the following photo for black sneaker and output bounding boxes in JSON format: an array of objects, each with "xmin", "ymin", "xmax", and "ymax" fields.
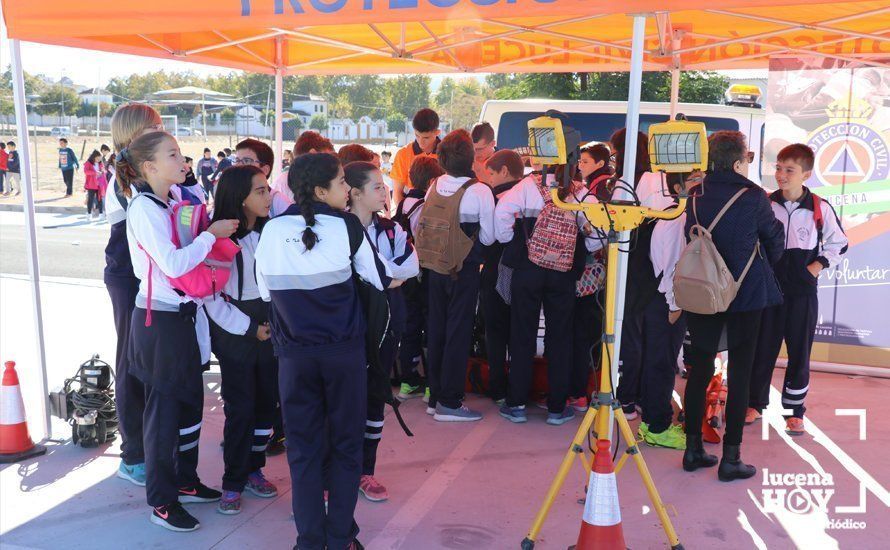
[
  {"xmin": 150, "ymin": 503, "xmax": 200, "ymax": 532},
  {"xmin": 178, "ymin": 483, "xmax": 222, "ymax": 503},
  {"xmin": 266, "ymin": 435, "xmax": 286, "ymax": 457}
]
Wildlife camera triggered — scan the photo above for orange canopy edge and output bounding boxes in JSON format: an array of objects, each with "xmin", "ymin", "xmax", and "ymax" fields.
[{"xmin": 3, "ymin": 0, "xmax": 889, "ymax": 75}]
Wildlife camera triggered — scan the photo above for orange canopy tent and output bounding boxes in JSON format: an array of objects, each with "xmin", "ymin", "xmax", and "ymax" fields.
[
  {"xmin": 3, "ymin": 0, "xmax": 888, "ymax": 75},
  {"xmin": 3, "ymin": 0, "xmax": 889, "ymax": 439}
]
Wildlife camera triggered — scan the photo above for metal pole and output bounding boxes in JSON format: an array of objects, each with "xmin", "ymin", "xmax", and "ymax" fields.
[
  {"xmin": 9, "ymin": 39, "xmax": 52, "ymax": 440},
  {"xmin": 96, "ymin": 68, "xmax": 101, "ymax": 139},
  {"xmin": 669, "ymin": 68, "xmax": 680, "ymax": 120},
  {"xmin": 201, "ymin": 93, "xmax": 207, "ymax": 138},
  {"xmin": 274, "ymin": 37, "xmax": 285, "ymax": 172},
  {"xmin": 609, "ymin": 14, "xmax": 648, "ymax": 440}
]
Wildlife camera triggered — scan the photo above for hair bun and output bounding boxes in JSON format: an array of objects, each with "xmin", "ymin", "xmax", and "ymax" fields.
[{"xmin": 115, "ymin": 148, "xmax": 129, "ymax": 163}]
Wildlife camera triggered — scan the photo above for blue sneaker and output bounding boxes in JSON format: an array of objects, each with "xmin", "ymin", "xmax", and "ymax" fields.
[
  {"xmin": 117, "ymin": 461, "xmax": 146, "ymax": 486},
  {"xmin": 546, "ymin": 407, "xmax": 575, "ymax": 426},
  {"xmin": 433, "ymin": 403, "xmax": 482, "ymax": 422},
  {"xmin": 499, "ymin": 405, "xmax": 528, "ymax": 423}
]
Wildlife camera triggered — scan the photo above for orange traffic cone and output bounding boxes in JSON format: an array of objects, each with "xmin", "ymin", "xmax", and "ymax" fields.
[
  {"xmin": 0, "ymin": 361, "xmax": 47, "ymax": 463},
  {"xmin": 572, "ymin": 439, "xmax": 627, "ymax": 550}
]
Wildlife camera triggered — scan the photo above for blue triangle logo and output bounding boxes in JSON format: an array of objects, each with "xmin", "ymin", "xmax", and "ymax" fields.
[{"xmin": 824, "ymin": 144, "xmax": 865, "ymax": 177}]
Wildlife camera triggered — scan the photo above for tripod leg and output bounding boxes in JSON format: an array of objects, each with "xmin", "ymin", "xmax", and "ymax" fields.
[
  {"xmin": 522, "ymin": 407, "xmax": 599, "ymax": 549},
  {"xmin": 614, "ymin": 409, "xmax": 684, "ymax": 550}
]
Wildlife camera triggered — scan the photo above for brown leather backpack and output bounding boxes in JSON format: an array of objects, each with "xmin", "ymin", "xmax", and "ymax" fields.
[{"xmin": 415, "ymin": 179, "xmax": 477, "ymax": 277}]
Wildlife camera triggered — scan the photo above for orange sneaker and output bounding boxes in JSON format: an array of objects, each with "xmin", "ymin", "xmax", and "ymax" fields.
[
  {"xmin": 359, "ymin": 475, "xmax": 389, "ymax": 502},
  {"xmin": 744, "ymin": 408, "xmax": 762, "ymax": 425},
  {"xmin": 785, "ymin": 417, "xmax": 805, "ymax": 436}
]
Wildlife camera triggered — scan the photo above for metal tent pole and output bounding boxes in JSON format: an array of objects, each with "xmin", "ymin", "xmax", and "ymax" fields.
[
  {"xmin": 609, "ymin": 14, "xmax": 648, "ymax": 439},
  {"xmin": 9, "ymin": 39, "xmax": 52, "ymax": 439},
  {"xmin": 274, "ymin": 37, "xmax": 285, "ymax": 172},
  {"xmin": 670, "ymin": 68, "xmax": 680, "ymax": 120}
]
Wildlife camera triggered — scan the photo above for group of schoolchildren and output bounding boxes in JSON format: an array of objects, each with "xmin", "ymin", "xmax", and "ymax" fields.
[
  {"xmin": 0, "ymin": 141, "xmax": 22, "ymax": 196},
  {"xmin": 103, "ymin": 100, "xmax": 847, "ymax": 549}
]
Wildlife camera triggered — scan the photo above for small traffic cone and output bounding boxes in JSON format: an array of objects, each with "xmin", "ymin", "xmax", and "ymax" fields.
[
  {"xmin": 571, "ymin": 439, "xmax": 627, "ymax": 550},
  {"xmin": 0, "ymin": 361, "xmax": 47, "ymax": 463}
]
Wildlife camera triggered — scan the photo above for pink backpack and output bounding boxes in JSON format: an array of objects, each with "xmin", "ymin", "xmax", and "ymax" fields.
[{"xmin": 140, "ymin": 198, "xmax": 240, "ymax": 326}]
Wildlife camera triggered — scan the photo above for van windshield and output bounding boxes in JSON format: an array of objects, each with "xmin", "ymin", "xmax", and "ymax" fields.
[{"xmin": 495, "ymin": 111, "xmax": 739, "ymax": 150}]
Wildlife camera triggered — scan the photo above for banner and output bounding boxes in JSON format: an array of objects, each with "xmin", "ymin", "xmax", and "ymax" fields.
[{"xmin": 764, "ymin": 57, "xmax": 890, "ymax": 360}]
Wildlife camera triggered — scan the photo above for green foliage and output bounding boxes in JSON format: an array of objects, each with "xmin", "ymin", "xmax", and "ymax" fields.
[
  {"xmin": 383, "ymin": 75, "xmax": 432, "ymax": 120},
  {"xmin": 434, "ymin": 77, "xmax": 494, "ymax": 130},
  {"xmin": 309, "ymin": 114, "xmax": 328, "ymax": 132},
  {"xmin": 34, "ymin": 84, "xmax": 81, "ymax": 115},
  {"xmin": 386, "ymin": 112, "xmax": 405, "ymax": 134},
  {"xmin": 220, "ymin": 108, "xmax": 236, "ymax": 124}
]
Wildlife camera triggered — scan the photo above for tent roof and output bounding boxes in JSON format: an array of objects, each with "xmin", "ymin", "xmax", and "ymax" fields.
[{"xmin": 3, "ymin": 1, "xmax": 889, "ymax": 75}]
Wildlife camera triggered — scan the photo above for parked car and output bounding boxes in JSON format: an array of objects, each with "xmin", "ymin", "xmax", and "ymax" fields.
[
  {"xmin": 174, "ymin": 127, "xmax": 203, "ymax": 137},
  {"xmin": 50, "ymin": 126, "xmax": 72, "ymax": 137}
]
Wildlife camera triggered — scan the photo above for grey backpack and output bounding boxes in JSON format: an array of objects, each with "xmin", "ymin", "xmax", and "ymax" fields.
[{"xmin": 673, "ymin": 188, "xmax": 760, "ymax": 315}]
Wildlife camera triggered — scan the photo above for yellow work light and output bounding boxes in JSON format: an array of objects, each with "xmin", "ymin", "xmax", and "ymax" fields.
[
  {"xmin": 522, "ymin": 112, "xmax": 582, "ymax": 166},
  {"xmin": 648, "ymin": 120, "xmax": 708, "ymax": 174}
]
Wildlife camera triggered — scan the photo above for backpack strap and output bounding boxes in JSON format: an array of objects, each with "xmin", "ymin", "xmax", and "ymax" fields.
[
  {"xmin": 235, "ymin": 250, "xmax": 245, "ymax": 301},
  {"xmin": 812, "ymin": 192, "xmax": 824, "ymax": 236},
  {"xmin": 344, "ymin": 213, "xmax": 365, "ymax": 260},
  {"xmin": 693, "ymin": 187, "xmax": 749, "ymax": 233},
  {"xmin": 403, "ymin": 198, "xmax": 425, "ymax": 220}
]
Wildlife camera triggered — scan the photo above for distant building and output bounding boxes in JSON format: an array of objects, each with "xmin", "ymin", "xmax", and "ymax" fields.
[
  {"xmin": 79, "ymin": 88, "xmax": 114, "ymax": 106},
  {"xmin": 290, "ymin": 94, "xmax": 327, "ymax": 118}
]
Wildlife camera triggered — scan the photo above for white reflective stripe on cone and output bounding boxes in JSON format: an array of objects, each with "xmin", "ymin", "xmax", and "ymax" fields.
[
  {"xmin": 582, "ymin": 472, "xmax": 621, "ymax": 526},
  {"xmin": 0, "ymin": 385, "xmax": 27, "ymax": 424}
]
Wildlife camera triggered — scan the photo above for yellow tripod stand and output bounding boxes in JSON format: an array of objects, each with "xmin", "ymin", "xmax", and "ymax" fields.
[{"xmin": 520, "ymin": 191, "xmax": 687, "ymax": 550}]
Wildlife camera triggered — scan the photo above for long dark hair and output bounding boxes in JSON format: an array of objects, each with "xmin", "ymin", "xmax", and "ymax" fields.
[
  {"xmin": 87, "ymin": 149, "xmax": 102, "ymax": 164},
  {"xmin": 288, "ymin": 153, "xmax": 341, "ymax": 251},
  {"xmin": 212, "ymin": 165, "xmax": 267, "ymax": 240},
  {"xmin": 610, "ymin": 128, "xmax": 650, "ymax": 180}
]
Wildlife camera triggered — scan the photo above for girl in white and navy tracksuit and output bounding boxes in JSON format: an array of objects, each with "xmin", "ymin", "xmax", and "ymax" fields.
[
  {"xmin": 344, "ymin": 161, "xmax": 419, "ymax": 499},
  {"xmin": 203, "ymin": 166, "xmax": 279, "ymax": 514},
  {"xmin": 122, "ymin": 131, "xmax": 237, "ymax": 531},
  {"xmin": 254, "ymin": 153, "xmax": 392, "ymax": 550},
  {"xmin": 750, "ymin": 187, "xmax": 847, "ymax": 419},
  {"xmin": 104, "ymin": 107, "xmax": 204, "ymax": 487},
  {"xmin": 494, "ymin": 172, "xmax": 601, "ymax": 424},
  {"xmin": 420, "ymin": 141, "xmax": 496, "ymax": 422}
]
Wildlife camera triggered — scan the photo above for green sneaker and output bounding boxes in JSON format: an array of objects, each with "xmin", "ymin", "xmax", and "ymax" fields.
[
  {"xmin": 397, "ymin": 383, "xmax": 422, "ymax": 401},
  {"xmin": 640, "ymin": 423, "xmax": 686, "ymax": 450},
  {"xmin": 422, "ymin": 387, "xmax": 430, "ymax": 404}
]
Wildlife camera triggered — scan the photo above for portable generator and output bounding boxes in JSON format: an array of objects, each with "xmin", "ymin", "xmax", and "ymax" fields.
[{"xmin": 49, "ymin": 354, "xmax": 119, "ymax": 447}]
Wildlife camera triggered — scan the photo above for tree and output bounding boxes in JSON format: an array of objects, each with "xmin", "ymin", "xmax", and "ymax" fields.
[
  {"xmin": 386, "ymin": 112, "xmax": 405, "ymax": 134},
  {"xmin": 310, "ymin": 114, "xmax": 328, "ymax": 132},
  {"xmin": 384, "ymin": 75, "xmax": 431, "ymax": 120},
  {"xmin": 493, "ymin": 73, "xmax": 576, "ymax": 100},
  {"xmin": 34, "ymin": 84, "xmax": 81, "ymax": 115},
  {"xmin": 678, "ymin": 71, "xmax": 730, "ymax": 104}
]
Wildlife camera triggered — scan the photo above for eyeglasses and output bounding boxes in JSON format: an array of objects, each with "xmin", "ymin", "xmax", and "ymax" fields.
[{"xmin": 233, "ymin": 157, "xmax": 259, "ymax": 166}]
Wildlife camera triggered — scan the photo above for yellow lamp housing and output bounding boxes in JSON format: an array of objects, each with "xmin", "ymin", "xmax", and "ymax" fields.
[
  {"xmin": 526, "ymin": 115, "xmax": 569, "ymax": 166},
  {"xmin": 648, "ymin": 120, "xmax": 708, "ymax": 174}
]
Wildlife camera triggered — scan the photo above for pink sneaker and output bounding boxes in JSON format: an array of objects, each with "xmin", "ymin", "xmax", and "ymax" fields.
[
  {"xmin": 567, "ymin": 396, "xmax": 589, "ymax": 412},
  {"xmin": 246, "ymin": 470, "xmax": 278, "ymax": 498},
  {"xmin": 359, "ymin": 475, "xmax": 389, "ymax": 502}
]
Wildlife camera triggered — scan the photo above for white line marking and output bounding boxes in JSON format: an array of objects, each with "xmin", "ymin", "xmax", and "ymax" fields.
[
  {"xmin": 834, "ymin": 409, "xmax": 866, "ymax": 440},
  {"xmin": 367, "ymin": 419, "xmax": 498, "ymax": 549},
  {"xmin": 737, "ymin": 508, "xmax": 768, "ymax": 550}
]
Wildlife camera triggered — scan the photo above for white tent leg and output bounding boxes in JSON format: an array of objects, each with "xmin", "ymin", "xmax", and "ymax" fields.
[
  {"xmin": 670, "ymin": 67, "xmax": 680, "ymax": 120},
  {"xmin": 274, "ymin": 68, "xmax": 284, "ymax": 174},
  {"xmin": 274, "ymin": 37, "xmax": 284, "ymax": 173},
  {"xmin": 9, "ymin": 39, "xmax": 51, "ymax": 440},
  {"xmin": 610, "ymin": 14, "xmax": 648, "ymax": 440}
]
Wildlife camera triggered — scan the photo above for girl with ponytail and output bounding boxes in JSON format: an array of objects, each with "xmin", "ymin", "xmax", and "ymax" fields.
[
  {"xmin": 254, "ymin": 153, "xmax": 396, "ymax": 550},
  {"xmin": 123, "ymin": 131, "xmax": 238, "ymax": 532},
  {"xmin": 105, "ymin": 103, "xmax": 165, "ymax": 491}
]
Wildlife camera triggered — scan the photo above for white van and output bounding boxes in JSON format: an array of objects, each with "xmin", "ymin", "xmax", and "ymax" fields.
[{"xmin": 479, "ymin": 100, "xmax": 766, "ymax": 183}]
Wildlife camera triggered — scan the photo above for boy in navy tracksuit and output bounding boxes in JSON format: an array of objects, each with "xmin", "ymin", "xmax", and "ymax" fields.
[
  {"xmin": 479, "ymin": 149, "xmax": 525, "ymax": 405},
  {"xmin": 58, "ymin": 138, "xmax": 79, "ymax": 196},
  {"xmin": 749, "ymin": 144, "xmax": 847, "ymax": 435},
  {"xmin": 416, "ymin": 130, "xmax": 496, "ymax": 422},
  {"xmin": 392, "ymin": 156, "xmax": 444, "ymax": 401}
]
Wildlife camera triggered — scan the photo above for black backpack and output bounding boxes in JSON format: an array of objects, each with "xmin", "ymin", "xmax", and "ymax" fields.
[
  {"xmin": 392, "ymin": 198, "xmax": 424, "ymax": 243},
  {"xmin": 344, "ymin": 215, "xmax": 413, "ymax": 437}
]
